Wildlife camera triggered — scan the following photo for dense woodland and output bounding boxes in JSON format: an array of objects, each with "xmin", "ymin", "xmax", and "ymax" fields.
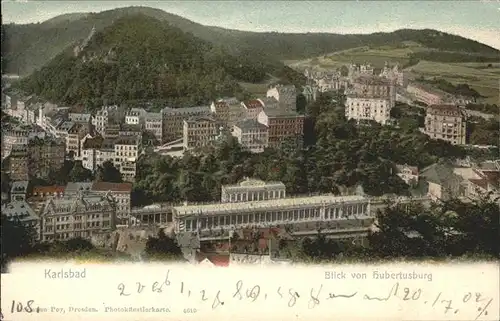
[
  {"xmin": 16, "ymin": 15, "xmax": 284, "ymax": 111},
  {"xmin": 3, "ymin": 6, "xmax": 499, "ymax": 76}
]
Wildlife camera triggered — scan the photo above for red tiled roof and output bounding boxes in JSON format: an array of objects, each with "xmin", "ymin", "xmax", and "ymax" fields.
[
  {"xmin": 196, "ymin": 252, "xmax": 230, "ymax": 267},
  {"xmin": 32, "ymin": 185, "xmax": 65, "ymax": 195},
  {"xmin": 91, "ymin": 182, "xmax": 132, "ymax": 193},
  {"xmin": 243, "ymin": 100, "xmax": 263, "ymax": 109}
]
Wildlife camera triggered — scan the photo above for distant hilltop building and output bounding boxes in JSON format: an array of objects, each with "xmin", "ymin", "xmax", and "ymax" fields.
[
  {"xmin": 348, "ymin": 63, "xmax": 374, "ymax": 81},
  {"xmin": 74, "ymin": 26, "xmax": 96, "ymax": 57},
  {"xmin": 379, "ymin": 61, "xmax": 408, "ymax": 87}
]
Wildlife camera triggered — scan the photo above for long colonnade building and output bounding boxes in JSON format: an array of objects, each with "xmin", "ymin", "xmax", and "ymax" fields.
[{"xmin": 173, "ymin": 178, "xmax": 372, "ymax": 236}]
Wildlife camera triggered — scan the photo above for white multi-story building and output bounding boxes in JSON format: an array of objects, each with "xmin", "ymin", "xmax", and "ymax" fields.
[
  {"xmin": 92, "ymin": 105, "xmax": 124, "ymax": 136},
  {"xmin": 125, "ymin": 108, "xmax": 146, "ymax": 126},
  {"xmin": 113, "ymin": 136, "xmax": 140, "ymax": 181},
  {"xmin": 221, "ymin": 178, "xmax": 286, "ymax": 203},
  {"xmin": 345, "ymin": 94, "xmax": 392, "ymax": 125},
  {"xmin": 424, "ymin": 104, "xmax": 466, "ymax": 145},
  {"xmin": 232, "ymin": 119, "xmax": 269, "ymax": 153}
]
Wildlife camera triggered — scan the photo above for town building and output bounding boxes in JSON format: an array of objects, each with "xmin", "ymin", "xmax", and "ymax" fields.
[
  {"xmin": 92, "ymin": 105, "xmax": 125, "ymax": 136},
  {"xmin": 232, "ymin": 120, "xmax": 269, "ymax": 153},
  {"xmin": 406, "ymin": 82, "xmax": 448, "ymax": 106},
  {"xmin": 1, "ymin": 125, "xmax": 30, "ymax": 159},
  {"xmin": 113, "ymin": 135, "xmax": 141, "ymax": 182},
  {"xmin": 66, "ymin": 123, "xmax": 91, "ymax": 159},
  {"xmin": 221, "ymin": 178, "xmax": 286, "ymax": 203},
  {"xmin": 345, "ymin": 94, "xmax": 392, "ymax": 125},
  {"xmin": 379, "ymin": 62, "xmax": 408, "ymax": 87},
  {"xmin": 395, "ymin": 164, "xmax": 419, "ymax": 187},
  {"xmin": 182, "ymin": 115, "xmax": 221, "ymax": 151},
  {"xmin": 28, "ymin": 137, "xmax": 66, "ymax": 179},
  {"xmin": 81, "ymin": 134, "xmax": 104, "ymax": 172},
  {"xmin": 1, "ymin": 201, "xmax": 40, "ymax": 240},
  {"xmin": 162, "ymin": 106, "xmax": 211, "ymax": 142},
  {"xmin": 351, "ymin": 75, "xmax": 396, "ymax": 108},
  {"xmin": 103, "ymin": 121, "xmax": 121, "ymax": 139},
  {"xmin": 257, "ymin": 97, "xmax": 280, "ymax": 110},
  {"xmin": 257, "ymin": 108, "xmax": 304, "ymax": 148},
  {"xmin": 210, "ymin": 98, "xmax": 246, "ymax": 130},
  {"xmin": 118, "ymin": 124, "xmax": 142, "ymax": 137},
  {"xmin": 420, "ymin": 163, "xmax": 464, "ymax": 201},
  {"xmin": 91, "ymin": 182, "xmax": 133, "ymax": 223},
  {"xmin": 26, "ymin": 185, "xmax": 66, "ymax": 214},
  {"xmin": 241, "ymin": 99, "xmax": 264, "ymax": 120},
  {"xmin": 348, "ymin": 63, "xmax": 374, "ymax": 81},
  {"xmin": 10, "ymin": 180, "xmax": 29, "ymax": 202},
  {"xmin": 39, "ymin": 192, "xmax": 116, "ymax": 242},
  {"xmin": 144, "ymin": 112, "xmax": 163, "ymax": 144},
  {"xmin": 68, "ymin": 112, "xmax": 92, "ymax": 124},
  {"xmin": 424, "ymin": 104, "xmax": 466, "ymax": 145},
  {"xmin": 7, "ymin": 145, "xmax": 29, "ymax": 181},
  {"xmin": 125, "ymin": 108, "xmax": 147, "ymax": 126},
  {"xmin": 267, "ymin": 84, "xmax": 297, "ymax": 112}
]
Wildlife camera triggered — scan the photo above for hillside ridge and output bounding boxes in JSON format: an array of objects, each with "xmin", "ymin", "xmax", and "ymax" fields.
[{"xmin": 2, "ymin": 6, "xmax": 499, "ymax": 76}]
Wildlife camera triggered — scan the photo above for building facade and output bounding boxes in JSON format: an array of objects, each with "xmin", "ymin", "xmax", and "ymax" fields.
[
  {"xmin": 406, "ymin": 83, "xmax": 448, "ymax": 106},
  {"xmin": 28, "ymin": 137, "xmax": 66, "ymax": 179},
  {"xmin": 345, "ymin": 95, "xmax": 392, "ymax": 125},
  {"xmin": 182, "ymin": 116, "xmax": 220, "ymax": 151},
  {"xmin": 145, "ymin": 112, "xmax": 163, "ymax": 144},
  {"xmin": 221, "ymin": 178, "xmax": 286, "ymax": 203},
  {"xmin": 39, "ymin": 192, "xmax": 116, "ymax": 242},
  {"xmin": 162, "ymin": 106, "xmax": 211, "ymax": 142},
  {"xmin": 91, "ymin": 182, "xmax": 132, "ymax": 223},
  {"xmin": 257, "ymin": 109, "xmax": 304, "ymax": 148},
  {"xmin": 424, "ymin": 105, "xmax": 466, "ymax": 145},
  {"xmin": 232, "ymin": 120, "xmax": 269, "ymax": 153},
  {"xmin": 266, "ymin": 85, "xmax": 297, "ymax": 112},
  {"xmin": 241, "ymin": 100, "xmax": 264, "ymax": 120}
]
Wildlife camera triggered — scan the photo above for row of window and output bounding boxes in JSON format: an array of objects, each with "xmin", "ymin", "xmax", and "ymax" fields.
[{"xmin": 181, "ymin": 204, "xmax": 369, "ymax": 231}]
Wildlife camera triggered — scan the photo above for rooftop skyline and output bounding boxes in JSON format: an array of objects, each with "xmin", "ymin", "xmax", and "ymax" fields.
[{"xmin": 2, "ymin": 1, "xmax": 500, "ymax": 50}]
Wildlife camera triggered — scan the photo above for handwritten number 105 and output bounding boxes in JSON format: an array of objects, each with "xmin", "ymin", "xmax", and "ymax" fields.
[{"xmin": 402, "ymin": 288, "xmax": 421, "ymax": 301}]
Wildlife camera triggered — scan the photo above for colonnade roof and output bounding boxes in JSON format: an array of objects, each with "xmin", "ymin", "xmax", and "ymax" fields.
[{"xmin": 174, "ymin": 194, "xmax": 367, "ymax": 216}]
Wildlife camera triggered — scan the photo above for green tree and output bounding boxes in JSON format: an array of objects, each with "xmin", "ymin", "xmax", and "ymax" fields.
[
  {"xmin": 95, "ymin": 161, "xmax": 123, "ymax": 183},
  {"xmin": 1, "ymin": 215, "xmax": 36, "ymax": 272},
  {"xmin": 68, "ymin": 161, "xmax": 94, "ymax": 182}
]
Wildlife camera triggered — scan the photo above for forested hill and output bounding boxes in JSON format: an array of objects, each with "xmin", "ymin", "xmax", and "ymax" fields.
[
  {"xmin": 16, "ymin": 14, "xmax": 277, "ymax": 109},
  {"xmin": 2, "ymin": 6, "xmax": 499, "ymax": 76}
]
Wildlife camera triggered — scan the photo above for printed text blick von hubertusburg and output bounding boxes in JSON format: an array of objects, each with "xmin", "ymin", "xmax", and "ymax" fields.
[{"xmin": 45, "ymin": 268, "xmax": 86, "ymax": 279}]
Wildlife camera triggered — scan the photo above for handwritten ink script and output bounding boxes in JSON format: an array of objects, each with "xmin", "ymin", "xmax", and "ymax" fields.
[
  {"xmin": 114, "ymin": 269, "xmax": 496, "ymax": 320},
  {"xmin": 1, "ymin": 264, "xmax": 498, "ymax": 320}
]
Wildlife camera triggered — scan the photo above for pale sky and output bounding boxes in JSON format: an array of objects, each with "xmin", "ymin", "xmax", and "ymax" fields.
[{"xmin": 2, "ymin": 0, "xmax": 500, "ymax": 50}]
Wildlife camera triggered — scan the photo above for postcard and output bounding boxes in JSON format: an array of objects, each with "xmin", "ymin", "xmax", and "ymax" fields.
[{"xmin": 1, "ymin": 1, "xmax": 499, "ymax": 320}]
